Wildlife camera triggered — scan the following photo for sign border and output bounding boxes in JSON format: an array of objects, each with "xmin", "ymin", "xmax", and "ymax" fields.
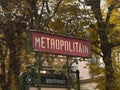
[{"xmin": 31, "ymin": 30, "xmax": 91, "ymax": 58}]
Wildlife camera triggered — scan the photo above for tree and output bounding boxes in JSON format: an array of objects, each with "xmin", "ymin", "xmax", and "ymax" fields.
[
  {"xmin": 1, "ymin": 0, "xmax": 120, "ymax": 90},
  {"xmin": 0, "ymin": 28, "xmax": 7, "ymax": 90},
  {"xmin": 0, "ymin": 0, "xmax": 66, "ymax": 89},
  {"xmin": 86, "ymin": 0, "xmax": 120, "ymax": 89},
  {"xmin": 0, "ymin": 0, "xmax": 28, "ymax": 89},
  {"xmin": 0, "ymin": 0, "xmax": 91, "ymax": 89},
  {"xmin": 88, "ymin": 46, "xmax": 120, "ymax": 90}
]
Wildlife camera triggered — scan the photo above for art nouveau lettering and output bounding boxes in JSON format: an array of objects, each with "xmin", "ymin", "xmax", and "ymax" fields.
[{"xmin": 32, "ymin": 32, "xmax": 91, "ymax": 57}]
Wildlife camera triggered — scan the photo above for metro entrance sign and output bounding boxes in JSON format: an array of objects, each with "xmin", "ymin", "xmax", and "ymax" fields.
[{"xmin": 31, "ymin": 31, "xmax": 91, "ymax": 57}]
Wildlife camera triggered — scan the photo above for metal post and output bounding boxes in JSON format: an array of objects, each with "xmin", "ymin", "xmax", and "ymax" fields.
[
  {"xmin": 76, "ymin": 70, "xmax": 80, "ymax": 90},
  {"xmin": 35, "ymin": 52, "xmax": 41, "ymax": 90},
  {"xmin": 67, "ymin": 56, "xmax": 71, "ymax": 90},
  {"xmin": 38, "ymin": 59, "xmax": 41, "ymax": 90}
]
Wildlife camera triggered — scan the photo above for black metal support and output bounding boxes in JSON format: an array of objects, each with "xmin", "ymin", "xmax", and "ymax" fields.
[
  {"xmin": 67, "ymin": 56, "xmax": 72, "ymax": 90},
  {"xmin": 35, "ymin": 52, "xmax": 41, "ymax": 90},
  {"xmin": 76, "ymin": 70, "xmax": 80, "ymax": 90}
]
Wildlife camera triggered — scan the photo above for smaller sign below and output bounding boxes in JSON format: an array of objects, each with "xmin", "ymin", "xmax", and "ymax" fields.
[
  {"xmin": 21, "ymin": 72, "xmax": 68, "ymax": 87},
  {"xmin": 41, "ymin": 74, "xmax": 68, "ymax": 87}
]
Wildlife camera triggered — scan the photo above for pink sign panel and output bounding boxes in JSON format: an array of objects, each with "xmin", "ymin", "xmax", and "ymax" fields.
[{"xmin": 31, "ymin": 31, "xmax": 91, "ymax": 57}]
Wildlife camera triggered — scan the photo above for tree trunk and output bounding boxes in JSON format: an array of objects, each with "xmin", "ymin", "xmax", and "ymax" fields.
[
  {"xmin": 1, "ymin": 61, "xmax": 7, "ymax": 90},
  {"xmin": 5, "ymin": 21, "xmax": 24, "ymax": 89},
  {"xmin": 0, "ymin": 52, "xmax": 7, "ymax": 90},
  {"xmin": 6, "ymin": 33, "xmax": 15, "ymax": 89},
  {"xmin": 102, "ymin": 43, "xmax": 116, "ymax": 90},
  {"xmin": 104, "ymin": 60, "xmax": 116, "ymax": 90},
  {"xmin": 0, "ymin": 38, "xmax": 7, "ymax": 90}
]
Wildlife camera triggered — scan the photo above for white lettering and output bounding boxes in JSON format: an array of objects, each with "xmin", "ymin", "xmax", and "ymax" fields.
[
  {"xmin": 41, "ymin": 37, "xmax": 45, "ymax": 48},
  {"xmin": 79, "ymin": 43, "xmax": 82, "ymax": 53},
  {"xmin": 35, "ymin": 37, "xmax": 41, "ymax": 47},
  {"xmin": 60, "ymin": 40, "xmax": 64, "ymax": 50},
  {"xmin": 51, "ymin": 39, "xmax": 55, "ymax": 49},
  {"xmin": 33, "ymin": 33, "xmax": 90, "ymax": 57},
  {"xmin": 46, "ymin": 37, "xmax": 50, "ymax": 49},
  {"xmin": 84, "ymin": 45, "xmax": 89, "ymax": 54},
  {"xmin": 56, "ymin": 39, "xmax": 59, "ymax": 50},
  {"xmin": 69, "ymin": 41, "xmax": 73, "ymax": 52},
  {"xmin": 73, "ymin": 42, "xmax": 75, "ymax": 52},
  {"xmin": 74, "ymin": 42, "xmax": 78, "ymax": 52},
  {"xmin": 46, "ymin": 78, "xmax": 65, "ymax": 84},
  {"xmin": 65, "ymin": 41, "xmax": 69, "ymax": 51}
]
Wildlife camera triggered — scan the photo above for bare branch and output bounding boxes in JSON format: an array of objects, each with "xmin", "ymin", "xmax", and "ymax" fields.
[
  {"xmin": 90, "ymin": 0, "xmax": 103, "ymax": 24},
  {"xmin": 50, "ymin": 0, "xmax": 63, "ymax": 18},
  {"xmin": 44, "ymin": 0, "xmax": 63, "ymax": 26},
  {"xmin": 40, "ymin": 0, "xmax": 46, "ymax": 14},
  {"xmin": 89, "ymin": 23, "xmax": 98, "ymax": 31},
  {"xmin": 45, "ymin": 0, "xmax": 50, "ymax": 14},
  {"xmin": 105, "ymin": 4, "xmax": 115, "ymax": 25}
]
